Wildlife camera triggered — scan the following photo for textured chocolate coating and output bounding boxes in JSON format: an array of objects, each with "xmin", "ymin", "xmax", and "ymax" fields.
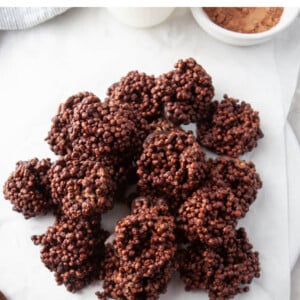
[
  {"xmin": 46, "ymin": 92, "xmax": 138, "ymax": 165},
  {"xmin": 137, "ymin": 130, "xmax": 207, "ymax": 204},
  {"xmin": 148, "ymin": 117, "xmax": 178, "ymax": 133},
  {"xmin": 178, "ymin": 228, "xmax": 260, "ymax": 299},
  {"xmin": 107, "ymin": 72, "xmax": 181, "ymax": 160},
  {"xmin": 98, "ymin": 245, "xmax": 176, "ymax": 300},
  {"xmin": 32, "ymin": 215, "xmax": 108, "ymax": 292},
  {"xmin": 197, "ymin": 95, "xmax": 263, "ymax": 157},
  {"xmin": 107, "ymin": 71, "xmax": 161, "ymax": 121},
  {"xmin": 177, "ymin": 186, "xmax": 239, "ymax": 246},
  {"xmin": 48, "ymin": 153, "xmax": 116, "ymax": 219},
  {"xmin": 207, "ymin": 156, "xmax": 262, "ymax": 210},
  {"xmin": 3, "ymin": 158, "xmax": 53, "ymax": 219},
  {"xmin": 46, "ymin": 92, "xmax": 97, "ymax": 156},
  {"xmin": 152, "ymin": 58, "xmax": 214, "ymax": 125},
  {"xmin": 131, "ymin": 195, "xmax": 168, "ymax": 214},
  {"xmin": 74, "ymin": 98, "xmax": 139, "ymax": 161},
  {"xmin": 98, "ymin": 197, "xmax": 176, "ymax": 300},
  {"xmin": 136, "ymin": 117, "xmax": 180, "ymax": 159},
  {"xmin": 115, "ymin": 201, "xmax": 175, "ymax": 273}
]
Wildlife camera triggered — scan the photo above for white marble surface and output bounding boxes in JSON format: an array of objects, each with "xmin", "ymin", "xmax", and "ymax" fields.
[{"xmin": 0, "ymin": 7, "xmax": 300, "ymax": 300}]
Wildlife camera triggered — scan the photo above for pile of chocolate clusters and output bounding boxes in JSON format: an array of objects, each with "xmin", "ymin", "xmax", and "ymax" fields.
[{"xmin": 3, "ymin": 58, "xmax": 263, "ymax": 300}]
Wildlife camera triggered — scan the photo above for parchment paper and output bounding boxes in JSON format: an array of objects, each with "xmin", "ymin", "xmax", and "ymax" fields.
[{"xmin": 0, "ymin": 8, "xmax": 300, "ymax": 300}]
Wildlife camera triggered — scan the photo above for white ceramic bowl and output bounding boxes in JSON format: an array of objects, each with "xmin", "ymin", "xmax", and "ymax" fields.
[
  {"xmin": 107, "ymin": 7, "xmax": 175, "ymax": 28},
  {"xmin": 191, "ymin": 7, "xmax": 300, "ymax": 46}
]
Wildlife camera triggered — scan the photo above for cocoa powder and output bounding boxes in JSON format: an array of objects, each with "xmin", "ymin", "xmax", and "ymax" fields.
[{"xmin": 203, "ymin": 7, "xmax": 283, "ymax": 33}]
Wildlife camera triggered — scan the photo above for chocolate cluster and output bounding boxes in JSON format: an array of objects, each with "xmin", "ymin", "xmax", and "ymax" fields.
[
  {"xmin": 178, "ymin": 228, "xmax": 260, "ymax": 299},
  {"xmin": 152, "ymin": 58, "xmax": 215, "ymax": 125},
  {"xmin": 177, "ymin": 186, "xmax": 239, "ymax": 246},
  {"xmin": 107, "ymin": 71, "xmax": 160, "ymax": 122},
  {"xmin": 207, "ymin": 156, "xmax": 262, "ymax": 211},
  {"xmin": 45, "ymin": 91, "xmax": 96, "ymax": 156},
  {"xmin": 98, "ymin": 196, "xmax": 177, "ymax": 300},
  {"xmin": 32, "ymin": 215, "xmax": 108, "ymax": 292},
  {"xmin": 197, "ymin": 95, "xmax": 263, "ymax": 157},
  {"xmin": 3, "ymin": 58, "xmax": 264, "ymax": 300},
  {"xmin": 46, "ymin": 92, "xmax": 138, "ymax": 174},
  {"xmin": 137, "ymin": 130, "xmax": 206, "ymax": 206},
  {"xmin": 48, "ymin": 153, "xmax": 116, "ymax": 219},
  {"xmin": 3, "ymin": 158, "xmax": 53, "ymax": 218}
]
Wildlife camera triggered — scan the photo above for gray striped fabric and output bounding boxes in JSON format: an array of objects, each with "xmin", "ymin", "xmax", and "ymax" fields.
[{"xmin": 0, "ymin": 7, "xmax": 68, "ymax": 30}]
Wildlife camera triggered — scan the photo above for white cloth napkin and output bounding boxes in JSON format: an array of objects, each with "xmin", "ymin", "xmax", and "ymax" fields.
[
  {"xmin": 0, "ymin": 8, "xmax": 68, "ymax": 30},
  {"xmin": 0, "ymin": 8, "xmax": 300, "ymax": 300}
]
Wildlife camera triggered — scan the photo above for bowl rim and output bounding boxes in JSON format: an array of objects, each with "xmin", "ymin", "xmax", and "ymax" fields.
[{"xmin": 191, "ymin": 7, "xmax": 300, "ymax": 40}]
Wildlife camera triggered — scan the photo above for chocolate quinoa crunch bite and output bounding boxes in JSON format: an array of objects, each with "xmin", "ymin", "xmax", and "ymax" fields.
[
  {"xmin": 46, "ymin": 92, "xmax": 139, "ymax": 168},
  {"xmin": 207, "ymin": 156, "xmax": 262, "ymax": 210},
  {"xmin": 98, "ymin": 196, "xmax": 177, "ymax": 300},
  {"xmin": 138, "ymin": 117, "xmax": 180, "ymax": 156},
  {"xmin": 137, "ymin": 129, "xmax": 207, "ymax": 205},
  {"xmin": 3, "ymin": 158, "xmax": 53, "ymax": 219},
  {"xmin": 48, "ymin": 152, "xmax": 116, "ymax": 219},
  {"xmin": 115, "ymin": 197, "xmax": 176, "ymax": 273},
  {"xmin": 152, "ymin": 58, "xmax": 214, "ymax": 125},
  {"xmin": 178, "ymin": 228, "xmax": 260, "ymax": 300},
  {"xmin": 32, "ymin": 215, "xmax": 108, "ymax": 292},
  {"xmin": 98, "ymin": 245, "xmax": 176, "ymax": 300},
  {"xmin": 75, "ymin": 98, "xmax": 138, "ymax": 160},
  {"xmin": 107, "ymin": 71, "xmax": 161, "ymax": 121},
  {"xmin": 46, "ymin": 91, "xmax": 98, "ymax": 156},
  {"xmin": 177, "ymin": 186, "xmax": 238, "ymax": 246},
  {"xmin": 197, "ymin": 95, "xmax": 263, "ymax": 157},
  {"xmin": 106, "ymin": 102, "xmax": 150, "ymax": 161}
]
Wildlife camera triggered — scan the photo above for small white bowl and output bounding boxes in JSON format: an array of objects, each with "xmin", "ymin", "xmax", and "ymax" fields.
[
  {"xmin": 107, "ymin": 7, "xmax": 175, "ymax": 28},
  {"xmin": 191, "ymin": 7, "xmax": 300, "ymax": 46}
]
